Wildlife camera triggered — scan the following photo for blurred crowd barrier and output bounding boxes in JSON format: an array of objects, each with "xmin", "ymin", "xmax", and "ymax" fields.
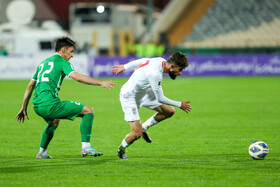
[
  {"xmin": 1, "ymin": 54, "xmax": 280, "ymax": 79},
  {"xmin": 0, "ymin": 54, "xmax": 88, "ymax": 79}
]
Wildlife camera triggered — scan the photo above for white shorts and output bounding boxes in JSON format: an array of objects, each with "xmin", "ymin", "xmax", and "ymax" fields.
[{"xmin": 120, "ymin": 89, "xmax": 161, "ymax": 121}]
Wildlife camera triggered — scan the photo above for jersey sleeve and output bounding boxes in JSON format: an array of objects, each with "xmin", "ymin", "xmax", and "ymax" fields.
[
  {"xmin": 61, "ymin": 60, "xmax": 75, "ymax": 76},
  {"xmin": 149, "ymin": 73, "xmax": 181, "ymax": 107},
  {"xmin": 124, "ymin": 58, "xmax": 150, "ymax": 70},
  {"xmin": 32, "ymin": 67, "xmax": 39, "ymax": 81},
  {"xmin": 153, "ymin": 89, "xmax": 181, "ymax": 107}
]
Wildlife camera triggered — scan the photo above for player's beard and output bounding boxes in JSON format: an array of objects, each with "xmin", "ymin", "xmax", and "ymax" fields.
[{"xmin": 169, "ymin": 70, "xmax": 177, "ymax": 80}]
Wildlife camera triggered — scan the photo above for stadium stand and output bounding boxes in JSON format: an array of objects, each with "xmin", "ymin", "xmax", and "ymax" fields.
[{"xmin": 180, "ymin": 0, "xmax": 280, "ymax": 49}]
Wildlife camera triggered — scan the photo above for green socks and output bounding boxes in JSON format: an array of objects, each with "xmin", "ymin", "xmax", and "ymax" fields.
[
  {"xmin": 39, "ymin": 113, "xmax": 94, "ymax": 149},
  {"xmin": 40, "ymin": 125, "xmax": 57, "ymax": 148},
  {"xmin": 80, "ymin": 113, "xmax": 94, "ymax": 142}
]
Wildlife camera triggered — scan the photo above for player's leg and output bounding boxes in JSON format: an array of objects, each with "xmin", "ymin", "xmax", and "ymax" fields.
[
  {"xmin": 79, "ymin": 105, "xmax": 103, "ymax": 157},
  {"xmin": 144, "ymin": 104, "xmax": 175, "ymax": 130},
  {"xmin": 45, "ymin": 101, "xmax": 102, "ymax": 157},
  {"xmin": 118, "ymin": 93, "xmax": 142, "ymax": 158},
  {"xmin": 35, "ymin": 101, "xmax": 101, "ymax": 157},
  {"xmin": 142, "ymin": 104, "xmax": 175, "ymax": 143},
  {"xmin": 118, "ymin": 120, "xmax": 143, "ymax": 159},
  {"xmin": 125, "ymin": 120, "xmax": 143, "ymax": 145},
  {"xmin": 37, "ymin": 119, "xmax": 60, "ymax": 159},
  {"xmin": 140, "ymin": 89, "xmax": 175, "ymax": 142},
  {"xmin": 79, "ymin": 105, "xmax": 94, "ymax": 148}
]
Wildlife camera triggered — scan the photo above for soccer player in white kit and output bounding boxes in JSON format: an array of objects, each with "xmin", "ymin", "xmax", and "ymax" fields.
[{"xmin": 112, "ymin": 52, "xmax": 192, "ymax": 159}]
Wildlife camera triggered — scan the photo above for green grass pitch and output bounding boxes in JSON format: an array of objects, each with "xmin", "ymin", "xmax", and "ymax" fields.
[{"xmin": 0, "ymin": 77, "xmax": 279, "ymax": 186}]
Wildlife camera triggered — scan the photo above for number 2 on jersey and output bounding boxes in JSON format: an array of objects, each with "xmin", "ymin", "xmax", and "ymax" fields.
[{"xmin": 37, "ymin": 62, "xmax": 54, "ymax": 83}]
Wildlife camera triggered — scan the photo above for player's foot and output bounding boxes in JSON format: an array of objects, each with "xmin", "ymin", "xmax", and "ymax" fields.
[
  {"xmin": 142, "ymin": 131, "xmax": 152, "ymax": 143},
  {"xmin": 117, "ymin": 148, "xmax": 128, "ymax": 159},
  {"xmin": 36, "ymin": 153, "xmax": 53, "ymax": 159},
  {"xmin": 81, "ymin": 146, "xmax": 103, "ymax": 157}
]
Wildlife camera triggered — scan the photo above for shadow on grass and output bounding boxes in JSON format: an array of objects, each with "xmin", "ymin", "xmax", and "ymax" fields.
[
  {"xmin": 0, "ymin": 156, "xmax": 116, "ymax": 174},
  {"xmin": 0, "ymin": 154, "xmax": 278, "ymax": 174},
  {"xmin": 118, "ymin": 153, "xmax": 279, "ymax": 172}
]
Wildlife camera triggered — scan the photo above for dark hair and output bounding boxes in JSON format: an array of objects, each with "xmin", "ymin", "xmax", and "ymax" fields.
[
  {"xmin": 168, "ymin": 51, "xmax": 189, "ymax": 69},
  {"xmin": 54, "ymin": 36, "xmax": 76, "ymax": 52}
]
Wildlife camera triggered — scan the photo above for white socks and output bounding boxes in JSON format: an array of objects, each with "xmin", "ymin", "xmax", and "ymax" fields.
[
  {"xmin": 142, "ymin": 115, "xmax": 158, "ymax": 132},
  {"xmin": 119, "ymin": 115, "xmax": 159, "ymax": 151},
  {"xmin": 121, "ymin": 139, "xmax": 128, "ymax": 148},
  {"xmin": 39, "ymin": 147, "xmax": 47, "ymax": 156},
  {"xmin": 82, "ymin": 142, "xmax": 91, "ymax": 149},
  {"xmin": 119, "ymin": 138, "xmax": 130, "ymax": 151}
]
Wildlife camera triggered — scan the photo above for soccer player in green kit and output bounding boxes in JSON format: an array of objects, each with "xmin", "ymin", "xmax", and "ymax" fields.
[{"xmin": 16, "ymin": 37, "xmax": 116, "ymax": 159}]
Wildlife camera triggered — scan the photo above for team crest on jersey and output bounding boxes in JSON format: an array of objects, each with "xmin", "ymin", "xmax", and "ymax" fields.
[
  {"xmin": 158, "ymin": 81, "xmax": 162, "ymax": 86},
  {"xmin": 132, "ymin": 108, "xmax": 137, "ymax": 115}
]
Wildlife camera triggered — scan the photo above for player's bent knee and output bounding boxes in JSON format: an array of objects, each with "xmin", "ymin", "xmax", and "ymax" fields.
[
  {"xmin": 131, "ymin": 131, "xmax": 143, "ymax": 140},
  {"xmin": 166, "ymin": 106, "xmax": 175, "ymax": 118},
  {"xmin": 83, "ymin": 105, "xmax": 94, "ymax": 114},
  {"xmin": 89, "ymin": 106, "xmax": 94, "ymax": 114},
  {"xmin": 135, "ymin": 131, "xmax": 143, "ymax": 139},
  {"xmin": 51, "ymin": 119, "xmax": 60, "ymax": 127}
]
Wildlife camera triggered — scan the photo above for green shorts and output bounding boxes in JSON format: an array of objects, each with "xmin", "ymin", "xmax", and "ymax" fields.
[{"xmin": 33, "ymin": 101, "xmax": 84, "ymax": 124}]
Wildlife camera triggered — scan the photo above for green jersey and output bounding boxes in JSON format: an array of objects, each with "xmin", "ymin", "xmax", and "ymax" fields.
[{"xmin": 32, "ymin": 54, "xmax": 75, "ymax": 106}]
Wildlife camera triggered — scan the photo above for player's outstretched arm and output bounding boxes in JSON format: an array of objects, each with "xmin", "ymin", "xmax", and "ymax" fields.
[
  {"xmin": 70, "ymin": 72, "xmax": 116, "ymax": 90},
  {"xmin": 112, "ymin": 58, "xmax": 150, "ymax": 75},
  {"xmin": 112, "ymin": 65, "xmax": 125, "ymax": 75},
  {"xmin": 180, "ymin": 101, "xmax": 192, "ymax": 114},
  {"xmin": 153, "ymin": 89, "xmax": 192, "ymax": 114},
  {"xmin": 16, "ymin": 80, "xmax": 36, "ymax": 123}
]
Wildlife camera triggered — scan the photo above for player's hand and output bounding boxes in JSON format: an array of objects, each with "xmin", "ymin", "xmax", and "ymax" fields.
[
  {"xmin": 15, "ymin": 108, "xmax": 29, "ymax": 123},
  {"xmin": 101, "ymin": 80, "xmax": 117, "ymax": 90},
  {"xmin": 180, "ymin": 101, "xmax": 192, "ymax": 114},
  {"xmin": 112, "ymin": 65, "xmax": 125, "ymax": 75}
]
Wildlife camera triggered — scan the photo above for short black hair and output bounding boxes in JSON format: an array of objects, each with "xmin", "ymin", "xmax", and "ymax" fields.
[
  {"xmin": 168, "ymin": 51, "xmax": 189, "ymax": 69},
  {"xmin": 54, "ymin": 36, "xmax": 76, "ymax": 52}
]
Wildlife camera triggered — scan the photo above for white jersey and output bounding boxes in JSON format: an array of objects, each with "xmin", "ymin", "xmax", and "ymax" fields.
[
  {"xmin": 121, "ymin": 57, "xmax": 164, "ymax": 98},
  {"xmin": 121, "ymin": 57, "xmax": 181, "ymax": 108}
]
